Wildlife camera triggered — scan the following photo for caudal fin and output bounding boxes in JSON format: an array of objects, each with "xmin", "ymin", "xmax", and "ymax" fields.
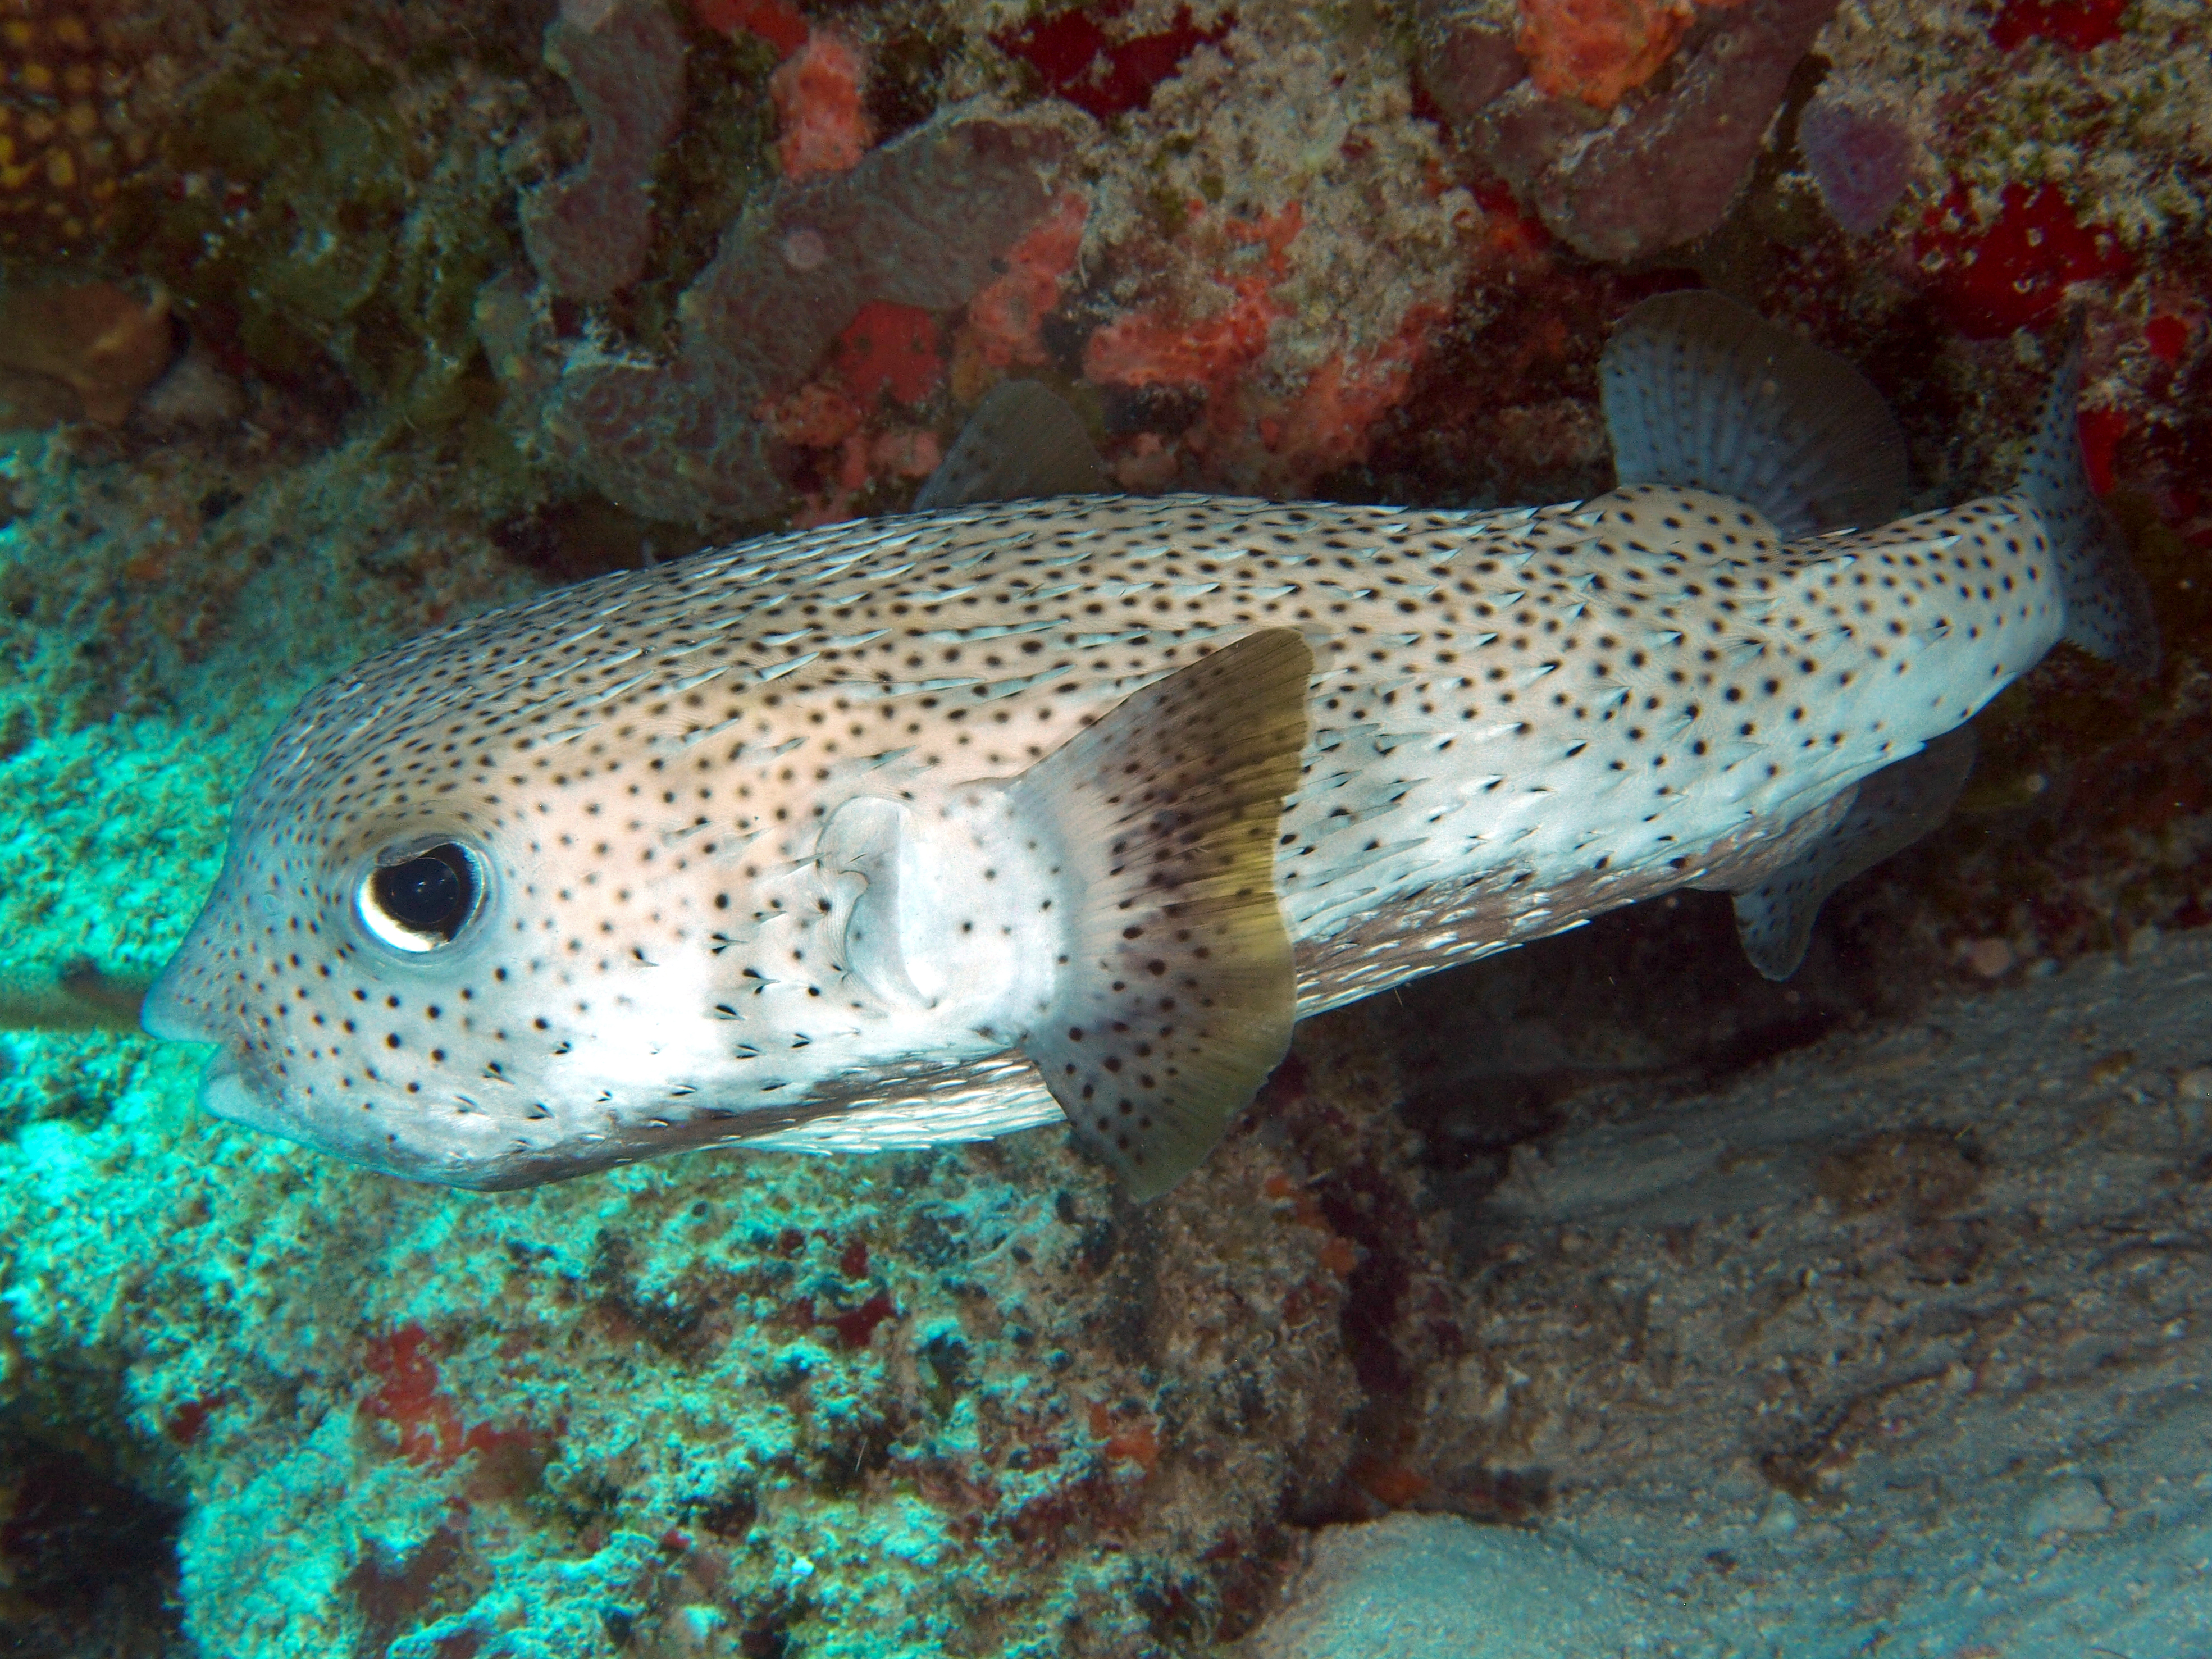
[{"xmin": 2019, "ymin": 326, "xmax": 2160, "ymax": 677}]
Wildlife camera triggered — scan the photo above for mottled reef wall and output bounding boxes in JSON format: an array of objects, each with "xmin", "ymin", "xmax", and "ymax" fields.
[{"xmin": 1, "ymin": 1, "xmax": 2209, "ymax": 1655}]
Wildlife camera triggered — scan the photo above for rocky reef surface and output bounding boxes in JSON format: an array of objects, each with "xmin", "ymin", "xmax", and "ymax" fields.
[{"xmin": 0, "ymin": 0, "xmax": 2208, "ymax": 1654}]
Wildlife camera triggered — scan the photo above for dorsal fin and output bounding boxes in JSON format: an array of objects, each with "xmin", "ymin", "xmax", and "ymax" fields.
[
  {"xmin": 914, "ymin": 380, "xmax": 1110, "ymax": 509},
  {"xmin": 1601, "ymin": 291, "xmax": 1910, "ymax": 538},
  {"xmin": 1730, "ymin": 727, "xmax": 1977, "ymax": 981},
  {"xmin": 1007, "ymin": 628, "xmax": 1311, "ymax": 1198}
]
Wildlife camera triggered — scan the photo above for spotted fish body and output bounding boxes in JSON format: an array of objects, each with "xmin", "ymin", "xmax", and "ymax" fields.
[{"xmin": 145, "ymin": 297, "xmax": 2155, "ymax": 1195}]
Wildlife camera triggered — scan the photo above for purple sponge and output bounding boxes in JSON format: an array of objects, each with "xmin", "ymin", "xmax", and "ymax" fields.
[
  {"xmin": 522, "ymin": 0, "xmax": 687, "ymax": 304},
  {"xmin": 1799, "ymin": 94, "xmax": 1914, "ymax": 236},
  {"xmin": 533, "ymin": 108, "xmax": 1070, "ymax": 523}
]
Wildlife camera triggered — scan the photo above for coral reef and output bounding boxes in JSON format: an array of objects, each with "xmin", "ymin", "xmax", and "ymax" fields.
[
  {"xmin": 0, "ymin": 0, "xmax": 2209, "ymax": 1652},
  {"xmin": 127, "ymin": 21, "xmax": 531, "ymax": 441},
  {"xmin": 948, "ymin": 189, "xmax": 1087, "ymax": 399},
  {"xmin": 501, "ymin": 0, "xmax": 1472, "ymax": 517},
  {"xmin": 1795, "ymin": 86, "xmax": 1913, "ymax": 235},
  {"xmin": 994, "ymin": 2, "xmax": 1234, "ymax": 122},
  {"xmin": 692, "ymin": 0, "xmax": 808, "ymax": 58},
  {"xmin": 770, "ymin": 30, "xmax": 872, "ymax": 179},
  {"xmin": 1430, "ymin": 0, "xmax": 1844, "ymax": 261},
  {"xmin": 1515, "ymin": 0, "xmax": 1699, "ymax": 111},
  {"xmin": 0, "ymin": 979, "xmax": 1431, "ymax": 1655},
  {"xmin": 1914, "ymin": 181, "xmax": 2135, "ymax": 339},
  {"xmin": 496, "ymin": 102, "xmax": 1071, "ymax": 522},
  {"xmin": 1988, "ymin": 0, "xmax": 2130, "ymax": 52},
  {"xmin": 1048, "ymin": 3, "xmax": 1472, "ymax": 497}
]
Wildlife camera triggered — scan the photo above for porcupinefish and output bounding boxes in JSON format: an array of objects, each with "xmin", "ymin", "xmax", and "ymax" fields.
[{"xmin": 144, "ymin": 294, "xmax": 2155, "ymax": 1197}]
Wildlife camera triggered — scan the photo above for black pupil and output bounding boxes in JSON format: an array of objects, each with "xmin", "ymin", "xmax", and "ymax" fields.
[{"xmin": 371, "ymin": 845, "xmax": 474, "ymax": 941}]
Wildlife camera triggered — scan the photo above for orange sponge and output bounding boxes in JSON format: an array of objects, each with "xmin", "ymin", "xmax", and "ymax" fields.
[
  {"xmin": 1516, "ymin": 0, "xmax": 1696, "ymax": 110},
  {"xmin": 772, "ymin": 33, "xmax": 872, "ymax": 180}
]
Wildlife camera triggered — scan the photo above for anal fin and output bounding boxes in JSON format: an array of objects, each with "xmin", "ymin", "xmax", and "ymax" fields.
[
  {"xmin": 1009, "ymin": 628, "xmax": 1312, "ymax": 1199},
  {"xmin": 1731, "ymin": 727, "xmax": 1977, "ymax": 982}
]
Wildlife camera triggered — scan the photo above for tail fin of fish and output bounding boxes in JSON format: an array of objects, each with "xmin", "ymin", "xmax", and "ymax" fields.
[
  {"xmin": 1601, "ymin": 290, "xmax": 1910, "ymax": 537},
  {"xmin": 2020, "ymin": 326, "xmax": 2160, "ymax": 677},
  {"xmin": 1008, "ymin": 628, "xmax": 1311, "ymax": 1200}
]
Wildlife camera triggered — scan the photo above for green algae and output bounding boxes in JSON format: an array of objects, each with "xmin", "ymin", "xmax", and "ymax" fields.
[
  {"xmin": 607, "ymin": 22, "xmax": 778, "ymax": 359},
  {"xmin": 121, "ymin": 42, "xmax": 524, "ymax": 434}
]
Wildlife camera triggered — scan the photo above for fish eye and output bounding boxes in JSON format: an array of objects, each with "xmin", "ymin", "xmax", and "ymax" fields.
[{"xmin": 358, "ymin": 841, "xmax": 486, "ymax": 953}]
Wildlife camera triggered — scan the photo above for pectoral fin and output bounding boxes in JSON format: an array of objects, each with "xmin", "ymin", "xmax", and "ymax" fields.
[
  {"xmin": 1732, "ymin": 727, "xmax": 1977, "ymax": 981},
  {"xmin": 1009, "ymin": 628, "xmax": 1312, "ymax": 1199}
]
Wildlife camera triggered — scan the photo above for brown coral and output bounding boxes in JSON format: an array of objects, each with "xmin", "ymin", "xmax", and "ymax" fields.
[
  {"xmin": 506, "ymin": 105, "xmax": 1071, "ymax": 523},
  {"xmin": 0, "ymin": 279, "xmax": 170, "ymax": 426},
  {"xmin": 1440, "ymin": 0, "xmax": 1840, "ymax": 262},
  {"xmin": 521, "ymin": 0, "xmax": 687, "ymax": 306}
]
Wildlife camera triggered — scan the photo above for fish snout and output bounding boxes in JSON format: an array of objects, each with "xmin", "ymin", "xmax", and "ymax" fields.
[
  {"xmin": 142, "ymin": 939, "xmax": 225, "ymax": 1044},
  {"xmin": 140, "ymin": 968, "xmax": 204, "ymax": 1042}
]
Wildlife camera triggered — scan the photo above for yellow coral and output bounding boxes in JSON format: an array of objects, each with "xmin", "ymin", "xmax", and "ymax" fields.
[{"xmin": 0, "ymin": 0, "xmax": 156, "ymax": 257}]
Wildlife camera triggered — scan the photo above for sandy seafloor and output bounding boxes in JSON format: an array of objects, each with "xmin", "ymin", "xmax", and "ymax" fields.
[
  {"xmin": 1262, "ymin": 929, "xmax": 2212, "ymax": 1658},
  {"xmin": 2, "ymin": 0, "xmax": 2210, "ymax": 1654}
]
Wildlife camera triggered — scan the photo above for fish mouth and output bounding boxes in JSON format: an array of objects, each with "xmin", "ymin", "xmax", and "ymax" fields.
[
  {"xmin": 193, "ymin": 1045, "xmax": 285, "ymax": 1132},
  {"xmin": 142, "ymin": 964, "xmax": 299, "ymax": 1137}
]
